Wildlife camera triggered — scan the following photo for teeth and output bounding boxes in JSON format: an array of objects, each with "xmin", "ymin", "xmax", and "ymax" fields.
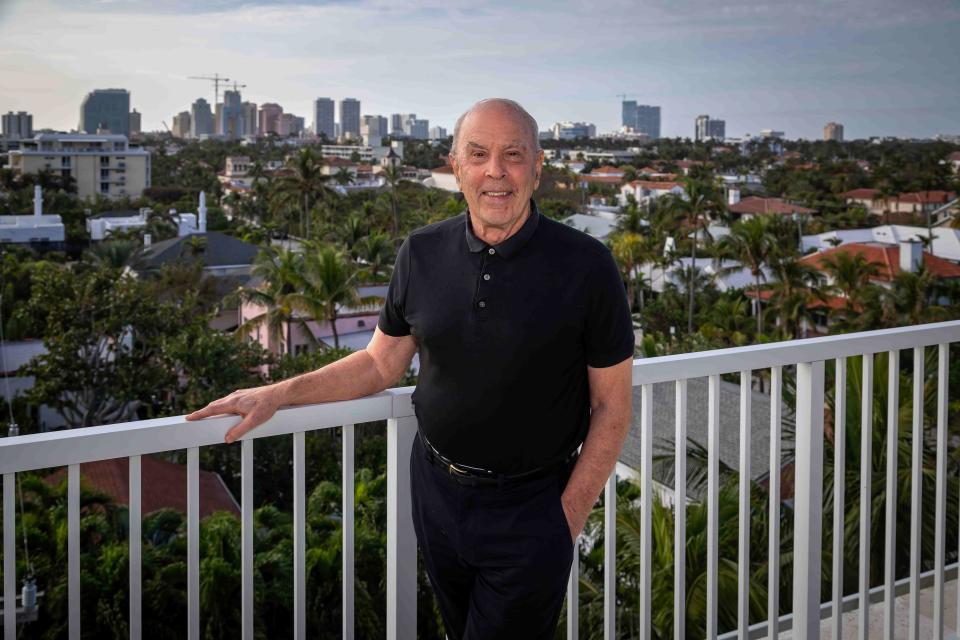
[{"xmin": 485, "ymin": 191, "xmax": 509, "ymax": 196}]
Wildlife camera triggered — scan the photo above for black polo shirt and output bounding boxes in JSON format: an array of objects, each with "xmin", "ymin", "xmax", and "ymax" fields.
[{"xmin": 378, "ymin": 201, "xmax": 634, "ymax": 474}]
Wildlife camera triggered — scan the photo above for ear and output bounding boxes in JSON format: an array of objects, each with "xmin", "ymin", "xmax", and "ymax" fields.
[
  {"xmin": 449, "ymin": 152, "xmax": 462, "ymax": 188},
  {"xmin": 533, "ymin": 149, "xmax": 544, "ymax": 190}
]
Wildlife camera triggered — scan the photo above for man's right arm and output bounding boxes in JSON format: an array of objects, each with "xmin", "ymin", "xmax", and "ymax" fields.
[{"xmin": 186, "ymin": 327, "xmax": 417, "ymax": 443}]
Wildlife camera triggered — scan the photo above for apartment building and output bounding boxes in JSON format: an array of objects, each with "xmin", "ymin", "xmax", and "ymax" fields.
[{"xmin": 8, "ymin": 133, "xmax": 151, "ymax": 199}]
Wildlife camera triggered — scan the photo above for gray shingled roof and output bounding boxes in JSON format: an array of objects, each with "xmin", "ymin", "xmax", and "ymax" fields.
[
  {"xmin": 136, "ymin": 232, "xmax": 259, "ymax": 271},
  {"xmin": 619, "ymin": 376, "xmax": 796, "ymax": 499}
]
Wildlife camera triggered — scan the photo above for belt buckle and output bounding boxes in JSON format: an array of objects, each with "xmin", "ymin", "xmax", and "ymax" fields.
[{"xmin": 448, "ymin": 463, "xmax": 469, "ymax": 476}]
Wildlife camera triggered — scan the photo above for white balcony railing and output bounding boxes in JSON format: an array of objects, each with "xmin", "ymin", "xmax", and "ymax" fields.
[{"xmin": 1, "ymin": 320, "xmax": 960, "ymax": 639}]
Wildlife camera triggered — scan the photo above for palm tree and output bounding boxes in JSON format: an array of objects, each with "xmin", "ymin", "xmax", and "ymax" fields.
[
  {"xmin": 236, "ymin": 247, "xmax": 305, "ymax": 356},
  {"xmin": 83, "ymin": 239, "xmax": 142, "ymax": 269},
  {"xmin": 333, "ymin": 166, "xmax": 355, "ymax": 187},
  {"xmin": 354, "ymin": 231, "xmax": 396, "ymax": 283},
  {"xmin": 333, "ymin": 212, "xmax": 368, "ymax": 254},
  {"xmin": 381, "ymin": 165, "xmax": 403, "ymax": 235},
  {"xmin": 271, "ymin": 148, "xmax": 335, "ymax": 239},
  {"xmin": 609, "ymin": 231, "xmax": 650, "ymax": 313},
  {"xmin": 820, "ymin": 250, "xmax": 881, "ymax": 325},
  {"xmin": 715, "ymin": 216, "xmax": 777, "ymax": 336},
  {"xmin": 764, "ymin": 253, "xmax": 822, "ymax": 338},
  {"xmin": 666, "ymin": 177, "xmax": 725, "ymax": 334},
  {"xmin": 286, "ymin": 243, "xmax": 361, "ymax": 350}
]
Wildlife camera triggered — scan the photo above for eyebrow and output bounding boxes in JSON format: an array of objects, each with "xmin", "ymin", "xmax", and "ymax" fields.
[{"xmin": 465, "ymin": 140, "xmax": 529, "ymax": 151}]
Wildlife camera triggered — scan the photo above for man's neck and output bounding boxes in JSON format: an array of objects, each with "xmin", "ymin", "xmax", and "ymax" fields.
[{"xmin": 470, "ymin": 202, "xmax": 531, "ymax": 246}]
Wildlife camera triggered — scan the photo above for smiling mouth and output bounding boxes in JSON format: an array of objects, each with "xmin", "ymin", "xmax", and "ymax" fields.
[{"xmin": 482, "ymin": 191, "xmax": 512, "ymax": 198}]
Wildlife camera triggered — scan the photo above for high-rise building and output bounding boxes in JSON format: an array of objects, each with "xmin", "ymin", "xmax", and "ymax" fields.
[
  {"xmin": 190, "ymin": 98, "xmax": 214, "ymax": 138},
  {"xmin": 241, "ymin": 102, "xmax": 258, "ymax": 137},
  {"xmin": 634, "ymin": 105, "xmax": 661, "ymax": 139},
  {"xmin": 391, "ymin": 113, "xmax": 404, "ymax": 134},
  {"xmin": 824, "ymin": 122, "xmax": 844, "ymax": 142},
  {"xmin": 405, "ymin": 118, "xmax": 429, "ymax": 140},
  {"xmin": 9, "ymin": 133, "xmax": 150, "ymax": 199},
  {"xmin": 221, "ymin": 90, "xmax": 244, "ymax": 139},
  {"xmin": 551, "ymin": 121, "xmax": 596, "ymax": 140},
  {"xmin": 2, "ymin": 111, "xmax": 33, "ymax": 139},
  {"xmin": 80, "ymin": 89, "xmax": 131, "ymax": 136},
  {"xmin": 278, "ymin": 113, "xmax": 299, "ymax": 137},
  {"xmin": 760, "ymin": 129, "xmax": 785, "ymax": 139},
  {"xmin": 361, "ymin": 115, "xmax": 388, "ymax": 146},
  {"xmin": 621, "ymin": 100, "xmax": 637, "ymax": 129},
  {"xmin": 313, "ymin": 98, "xmax": 335, "ymax": 140},
  {"xmin": 339, "ymin": 98, "xmax": 360, "ymax": 140},
  {"xmin": 429, "ymin": 126, "xmax": 448, "ymax": 140},
  {"xmin": 129, "ymin": 109, "xmax": 142, "ymax": 136},
  {"xmin": 621, "ymin": 101, "xmax": 661, "ymax": 138},
  {"xmin": 694, "ymin": 115, "xmax": 725, "ymax": 141},
  {"xmin": 171, "ymin": 111, "xmax": 191, "ymax": 138},
  {"xmin": 258, "ymin": 103, "xmax": 283, "ymax": 136}
]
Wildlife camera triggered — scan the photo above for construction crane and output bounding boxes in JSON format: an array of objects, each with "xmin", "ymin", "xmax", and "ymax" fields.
[
  {"xmin": 616, "ymin": 93, "xmax": 639, "ymax": 102},
  {"xmin": 229, "ymin": 80, "xmax": 247, "ymax": 93},
  {"xmin": 189, "ymin": 73, "xmax": 230, "ymax": 106}
]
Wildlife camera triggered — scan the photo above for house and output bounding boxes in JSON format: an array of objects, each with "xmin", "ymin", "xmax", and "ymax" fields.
[
  {"xmin": 619, "ymin": 180, "xmax": 685, "ymax": 207},
  {"xmin": 577, "ymin": 165, "xmax": 625, "ymax": 187},
  {"xmin": 44, "ymin": 456, "xmax": 239, "ymax": 518},
  {"xmin": 727, "ymin": 193, "xmax": 817, "ymax": 220},
  {"xmin": 425, "ymin": 165, "xmax": 458, "ymax": 192},
  {"xmin": 0, "ymin": 186, "xmax": 65, "ymax": 250},
  {"xmin": 772, "ymin": 241, "xmax": 960, "ymax": 332},
  {"xmin": 802, "ymin": 225, "xmax": 960, "ymax": 263},
  {"xmin": 87, "ymin": 208, "xmax": 200, "ymax": 241},
  {"xmin": 947, "ymin": 151, "xmax": 960, "ymax": 175},
  {"xmin": 618, "ymin": 377, "xmax": 796, "ymax": 504},
  {"xmin": 841, "ymin": 188, "xmax": 957, "ymax": 218}
]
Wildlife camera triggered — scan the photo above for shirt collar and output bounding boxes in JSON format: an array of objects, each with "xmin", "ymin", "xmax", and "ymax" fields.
[{"xmin": 464, "ymin": 200, "xmax": 540, "ymax": 259}]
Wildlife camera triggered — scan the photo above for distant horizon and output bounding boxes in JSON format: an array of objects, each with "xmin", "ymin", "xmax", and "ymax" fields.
[{"xmin": 1, "ymin": 0, "xmax": 958, "ymax": 141}]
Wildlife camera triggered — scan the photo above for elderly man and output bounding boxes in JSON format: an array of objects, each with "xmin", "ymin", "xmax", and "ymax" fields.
[{"xmin": 187, "ymin": 98, "xmax": 634, "ymax": 639}]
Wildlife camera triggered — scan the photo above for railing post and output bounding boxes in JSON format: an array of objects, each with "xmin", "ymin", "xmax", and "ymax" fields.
[
  {"xmin": 387, "ymin": 416, "xmax": 417, "ymax": 640},
  {"xmin": 792, "ymin": 360, "xmax": 825, "ymax": 640}
]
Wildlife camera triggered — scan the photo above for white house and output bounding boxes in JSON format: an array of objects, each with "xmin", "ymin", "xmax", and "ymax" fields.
[
  {"xmin": 0, "ymin": 186, "xmax": 65, "ymax": 249},
  {"xmin": 618, "ymin": 180, "xmax": 685, "ymax": 207}
]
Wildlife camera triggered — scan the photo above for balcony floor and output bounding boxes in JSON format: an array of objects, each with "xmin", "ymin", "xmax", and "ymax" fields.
[{"xmin": 777, "ymin": 579, "xmax": 960, "ymax": 639}]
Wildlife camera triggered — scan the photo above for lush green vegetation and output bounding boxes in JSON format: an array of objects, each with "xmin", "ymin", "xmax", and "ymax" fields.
[{"xmin": 0, "ymin": 134, "xmax": 958, "ymax": 637}]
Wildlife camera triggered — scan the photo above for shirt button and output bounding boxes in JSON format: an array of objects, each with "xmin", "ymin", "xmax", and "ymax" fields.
[
  {"xmin": 483, "ymin": 273, "xmax": 491, "ymax": 281},
  {"xmin": 488, "ymin": 248, "xmax": 495, "ymax": 255},
  {"xmin": 477, "ymin": 300, "xmax": 486, "ymax": 308}
]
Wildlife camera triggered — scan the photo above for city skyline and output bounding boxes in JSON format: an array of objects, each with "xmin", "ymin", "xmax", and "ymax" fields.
[{"xmin": 0, "ymin": 0, "xmax": 958, "ymax": 140}]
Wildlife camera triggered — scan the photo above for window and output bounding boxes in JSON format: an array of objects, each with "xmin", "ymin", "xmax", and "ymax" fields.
[
  {"xmin": 357, "ymin": 319, "xmax": 366, "ymax": 327},
  {"xmin": 100, "ymin": 169, "xmax": 110, "ymax": 179},
  {"xmin": 100, "ymin": 182, "xmax": 110, "ymax": 194},
  {"xmin": 295, "ymin": 344, "xmax": 309, "ymax": 356},
  {"xmin": 100, "ymin": 156, "xmax": 109, "ymax": 166}
]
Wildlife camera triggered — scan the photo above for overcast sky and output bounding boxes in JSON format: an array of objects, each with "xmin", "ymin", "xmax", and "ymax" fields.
[{"xmin": 1, "ymin": 0, "xmax": 958, "ymax": 140}]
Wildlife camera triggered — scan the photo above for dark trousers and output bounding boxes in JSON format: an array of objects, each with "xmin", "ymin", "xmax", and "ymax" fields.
[{"xmin": 409, "ymin": 434, "xmax": 576, "ymax": 640}]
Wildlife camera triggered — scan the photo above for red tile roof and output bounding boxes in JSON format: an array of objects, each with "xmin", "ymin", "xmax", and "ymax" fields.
[
  {"xmin": 728, "ymin": 196, "xmax": 817, "ymax": 216},
  {"xmin": 590, "ymin": 165, "xmax": 624, "ymax": 175},
  {"xmin": 800, "ymin": 243, "xmax": 960, "ymax": 281},
  {"xmin": 841, "ymin": 188, "xmax": 880, "ymax": 200},
  {"xmin": 947, "ymin": 152, "xmax": 960, "ymax": 162},
  {"xmin": 897, "ymin": 191, "xmax": 955, "ymax": 204},
  {"xmin": 626, "ymin": 180, "xmax": 683, "ymax": 191},
  {"xmin": 44, "ymin": 456, "xmax": 239, "ymax": 518}
]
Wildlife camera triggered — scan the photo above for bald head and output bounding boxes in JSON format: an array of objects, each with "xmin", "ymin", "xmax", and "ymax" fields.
[{"xmin": 451, "ymin": 98, "xmax": 540, "ymax": 160}]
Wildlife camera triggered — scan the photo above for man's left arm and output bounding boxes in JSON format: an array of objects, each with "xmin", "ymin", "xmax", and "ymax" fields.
[{"xmin": 560, "ymin": 356, "xmax": 633, "ymax": 541}]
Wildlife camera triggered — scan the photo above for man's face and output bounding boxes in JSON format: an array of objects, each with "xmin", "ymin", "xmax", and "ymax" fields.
[{"xmin": 450, "ymin": 104, "xmax": 544, "ymax": 231}]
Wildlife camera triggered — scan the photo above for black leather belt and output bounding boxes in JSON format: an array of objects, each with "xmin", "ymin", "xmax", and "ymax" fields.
[{"xmin": 419, "ymin": 432, "xmax": 578, "ymax": 488}]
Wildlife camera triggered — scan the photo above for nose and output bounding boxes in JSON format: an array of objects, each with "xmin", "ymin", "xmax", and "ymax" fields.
[{"xmin": 485, "ymin": 155, "xmax": 506, "ymax": 180}]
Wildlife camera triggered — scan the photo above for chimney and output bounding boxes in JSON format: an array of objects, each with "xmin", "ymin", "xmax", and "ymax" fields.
[
  {"xmin": 899, "ymin": 240, "xmax": 923, "ymax": 273},
  {"xmin": 198, "ymin": 191, "xmax": 207, "ymax": 233},
  {"xmin": 728, "ymin": 188, "xmax": 741, "ymax": 206},
  {"xmin": 33, "ymin": 185, "xmax": 42, "ymax": 217},
  {"xmin": 144, "ymin": 233, "xmax": 152, "ymax": 247}
]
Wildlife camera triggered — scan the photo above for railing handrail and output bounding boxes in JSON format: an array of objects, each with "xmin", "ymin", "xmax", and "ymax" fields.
[
  {"xmin": 0, "ymin": 387, "xmax": 415, "ymax": 474},
  {"xmin": 4, "ymin": 319, "xmax": 960, "ymax": 474},
  {"xmin": 632, "ymin": 319, "xmax": 960, "ymax": 385}
]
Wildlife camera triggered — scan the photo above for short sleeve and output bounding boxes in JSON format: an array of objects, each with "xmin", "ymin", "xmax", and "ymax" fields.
[
  {"xmin": 584, "ymin": 248, "xmax": 635, "ymax": 367},
  {"xmin": 377, "ymin": 237, "xmax": 412, "ymax": 337}
]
